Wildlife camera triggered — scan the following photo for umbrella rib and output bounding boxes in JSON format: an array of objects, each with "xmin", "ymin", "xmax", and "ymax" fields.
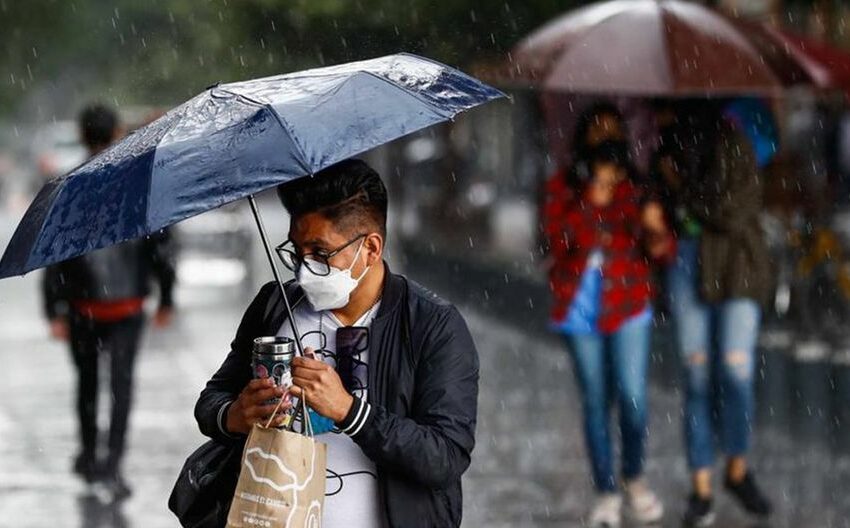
[
  {"xmin": 216, "ymin": 87, "xmax": 313, "ymax": 174},
  {"xmin": 656, "ymin": 4, "xmax": 677, "ymax": 93},
  {"xmin": 264, "ymin": 105, "xmax": 313, "ymax": 174},
  {"xmin": 357, "ymin": 70, "xmax": 454, "ymax": 117},
  {"xmin": 398, "ymin": 51, "xmax": 505, "ymax": 92},
  {"xmin": 145, "ymin": 103, "xmax": 191, "ymax": 233}
]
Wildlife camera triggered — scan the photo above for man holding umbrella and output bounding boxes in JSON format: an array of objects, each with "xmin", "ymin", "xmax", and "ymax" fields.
[
  {"xmin": 195, "ymin": 159, "xmax": 480, "ymax": 527},
  {"xmin": 0, "ymin": 54, "xmax": 499, "ymax": 526}
]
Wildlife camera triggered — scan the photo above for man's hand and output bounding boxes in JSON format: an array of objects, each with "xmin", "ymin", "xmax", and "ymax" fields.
[
  {"xmin": 225, "ymin": 378, "xmax": 288, "ymax": 434},
  {"xmin": 290, "ymin": 350, "xmax": 354, "ymax": 424},
  {"xmin": 153, "ymin": 307, "xmax": 173, "ymax": 328},
  {"xmin": 49, "ymin": 318, "xmax": 69, "ymax": 341}
]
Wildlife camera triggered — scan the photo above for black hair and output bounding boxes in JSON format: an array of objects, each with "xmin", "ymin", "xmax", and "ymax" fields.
[
  {"xmin": 79, "ymin": 103, "xmax": 118, "ymax": 149},
  {"xmin": 277, "ymin": 159, "xmax": 388, "ymax": 238},
  {"xmin": 669, "ymin": 98, "xmax": 725, "ymax": 182},
  {"xmin": 566, "ymin": 102, "xmax": 629, "ymax": 188},
  {"xmin": 588, "ymin": 139, "xmax": 630, "ymax": 169},
  {"xmin": 572, "ymin": 101, "xmax": 625, "ymax": 158}
]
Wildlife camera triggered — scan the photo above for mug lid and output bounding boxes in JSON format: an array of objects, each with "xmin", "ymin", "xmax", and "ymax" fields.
[{"xmin": 253, "ymin": 336, "xmax": 295, "ymax": 352}]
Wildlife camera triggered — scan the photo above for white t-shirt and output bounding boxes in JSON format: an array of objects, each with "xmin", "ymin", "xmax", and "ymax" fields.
[{"xmin": 277, "ymin": 300, "xmax": 386, "ymax": 528}]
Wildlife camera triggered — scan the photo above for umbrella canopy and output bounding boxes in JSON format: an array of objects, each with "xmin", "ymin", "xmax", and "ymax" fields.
[
  {"xmin": 0, "ymin": 53, "xmax": 503, "ymax": 278},
  {"xmin": 506, "ymin": 0, "xmax": 785, "ymax": 96},
  {"xmin": 723, "ymin": 98, "xmax": 779, "ymax": 168},
  {"xmin": 741, "ymin": 22, "xmax": 850, "ymax": 94}
]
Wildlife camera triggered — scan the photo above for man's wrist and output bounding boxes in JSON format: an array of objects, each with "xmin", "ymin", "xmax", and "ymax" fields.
[
  {"xmin": 335, "ymin": 395, "xmax": 372, "ymax": 437},
  {"xmin": 333, "ymin": 393, "xmax": 355, "ymax": 424},
  {"xmin": 218, "ymin": 399, "xmax": 241, "ymax": 438}
]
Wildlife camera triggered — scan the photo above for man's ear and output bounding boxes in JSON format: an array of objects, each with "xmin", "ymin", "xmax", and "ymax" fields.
[{"xmin": 364, "ymin": 233, "xmax": 383, "ymax": 265}]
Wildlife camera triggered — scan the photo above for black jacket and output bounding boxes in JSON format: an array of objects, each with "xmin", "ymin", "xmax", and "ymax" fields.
[
  {"xmin": 689, "ymin": 121, "xmax": 771, "ymax": 304},
  {"xmin": 194, "ymin": 266, "xmax": 480, "ymax": 527},
  {"xmin": 42, "ymin": 230, "xmax": 176, "ymax": 319}
]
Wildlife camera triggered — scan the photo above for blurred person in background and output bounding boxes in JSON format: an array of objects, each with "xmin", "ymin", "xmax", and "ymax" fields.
[
  {"xmin": 660, "ymin": 100, "xmax": 774, "ymax": 527},
  {"xmin": 542, "ymin": 140, "xmax": 673, "ymax": 528},
  {"xmin": 42, "ymin": 103, "xmax": 176, "ymax": 500}
]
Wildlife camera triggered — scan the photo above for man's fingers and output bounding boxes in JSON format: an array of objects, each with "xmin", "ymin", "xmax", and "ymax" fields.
[
  {"xmin": 248, "ymin": 386, "xmax": 284, "ymax": 404},
  {"xmin": 247, "ymin": 401, "xmax": 282, "ymax": 420},
  {"xmin": 246, "ymin": 377, "xmax": 276, "ymax": 391},
  {"xmin": 289, "ymin": 383, "xmax": 312, "ymax": 399},
  {"xmin": 291, "ymin": 366, "xmax": 326, "ymax": 382},
  {"xmin": 291, "ymin": 357, "xmax": 328, "ymax": 370},
  {"xmin": 292, "ymin": 376, "xmax": 321, "ymax": 389}
]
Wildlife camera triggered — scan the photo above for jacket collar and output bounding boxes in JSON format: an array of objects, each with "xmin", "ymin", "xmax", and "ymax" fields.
[{"xmin": 373, "ymin": 262, "xmax": 405, "ymax": 322}]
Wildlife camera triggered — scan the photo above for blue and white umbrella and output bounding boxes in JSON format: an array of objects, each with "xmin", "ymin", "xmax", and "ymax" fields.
[{"xmin": 0, "ymin": 53, "xmax": 504, "ymax": 279}]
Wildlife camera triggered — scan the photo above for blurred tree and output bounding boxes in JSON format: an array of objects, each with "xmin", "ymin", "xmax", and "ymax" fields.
[{"xmin": 0, "ymin": 0, "xmax": 578, "ymax": 118}]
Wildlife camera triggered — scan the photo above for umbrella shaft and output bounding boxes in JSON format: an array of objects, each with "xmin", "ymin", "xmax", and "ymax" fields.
[{"xmin": 247, "ymin": 194, "xmax": 305, "ymax": 357}]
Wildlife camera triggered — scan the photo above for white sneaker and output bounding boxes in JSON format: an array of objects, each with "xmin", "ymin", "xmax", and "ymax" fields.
[
  {"xmin": 623, "ymin": 478, "xmax": 664, "ymax": 524},
  {"xmin": 588, "ymin": 493, "xmax": 622, "ymax": 528}
]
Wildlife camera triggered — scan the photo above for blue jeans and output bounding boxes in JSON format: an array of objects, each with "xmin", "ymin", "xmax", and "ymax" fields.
[
  {"xmin": 667, "ymin": 238, "xmax": 762, "ymax": 470},
  {"xmin": 563, "ymin": 316, "xmax": 651, "ymax": 492}
]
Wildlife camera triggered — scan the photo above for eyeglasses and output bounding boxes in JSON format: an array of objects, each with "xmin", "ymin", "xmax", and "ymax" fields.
[{"xmin": 275, "ymin": 234, "xmax": 366, "ymax": 276}]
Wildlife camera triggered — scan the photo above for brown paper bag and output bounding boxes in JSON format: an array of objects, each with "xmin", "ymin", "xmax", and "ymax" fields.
[{"xmin": 226, "ymin": 397, "xmax": 327, "ymax": 528}]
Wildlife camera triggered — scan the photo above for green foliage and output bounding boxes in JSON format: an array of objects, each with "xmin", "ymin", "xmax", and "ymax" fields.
[{"xmin": 0, "ymin": 0, "xmax": 580, "ymax": 117}]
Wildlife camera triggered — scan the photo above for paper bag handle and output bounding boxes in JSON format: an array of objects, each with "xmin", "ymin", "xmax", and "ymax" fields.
[{"xmin": 263, "ymin": 389, "xmax": 315, "ymax": 438}]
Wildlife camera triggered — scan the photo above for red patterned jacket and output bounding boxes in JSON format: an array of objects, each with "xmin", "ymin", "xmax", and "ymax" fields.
[{"xmin": 542, "ymin": 170, "xmax": 674, "ymax": 333}]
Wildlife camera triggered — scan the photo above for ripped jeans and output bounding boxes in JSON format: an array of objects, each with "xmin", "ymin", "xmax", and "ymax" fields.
[{"xmin": 667, "ymin": 238, "xmax": 762, "ymax": 470}]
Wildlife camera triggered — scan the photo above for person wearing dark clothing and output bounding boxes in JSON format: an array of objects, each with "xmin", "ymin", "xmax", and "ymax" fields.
[
  {"xmin": 194, "ymin": 159, "xmax": 479, "ymax": 528},
  {"xmin": 42, "ymin": 104, "xmax": 176, "ymax": 500},
  {"xmin": 653, "ymin": 102, "xmax": 773, "ymax": 527}
]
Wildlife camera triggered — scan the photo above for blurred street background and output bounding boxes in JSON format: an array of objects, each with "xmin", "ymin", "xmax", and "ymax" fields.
[{"xmin": 3, "ymin": 0, "xmax": 850, "ymax": 527}]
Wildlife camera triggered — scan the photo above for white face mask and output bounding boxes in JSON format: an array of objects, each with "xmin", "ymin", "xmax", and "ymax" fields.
[{"xmin": 297, "ymin": 238, "xmax": 370, "ymax": 311}]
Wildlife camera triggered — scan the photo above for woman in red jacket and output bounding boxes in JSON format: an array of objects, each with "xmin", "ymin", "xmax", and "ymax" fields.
[{"xmin": 543, "ymin": 140, "xmax": 673, "ymax": 528}]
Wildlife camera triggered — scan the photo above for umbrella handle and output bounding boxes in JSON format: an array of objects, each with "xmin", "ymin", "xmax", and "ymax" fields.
[{"xmin": 247, "ymin": 194, "xmax": 306, "ymax": 358}]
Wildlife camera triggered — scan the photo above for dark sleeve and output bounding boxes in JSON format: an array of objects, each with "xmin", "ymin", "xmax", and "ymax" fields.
[
  {"xmin": 145, "ymin": 228, "xmax": 177, "ymax": 309},
  {"xmin": 41, "ymin": 265, "xmax": 67, "ymax": 319},
  {"xmin": 194, "ymin": 282, "xmax": 277, "ymax": 444},
  {"xmin": 632, "ymin": 188, "xmax": 677, "ymax": 265},
  {"xmin": 690, "ymin": 126, "xmax": 763, "ymax": 234},
  {"xmin": 339, "ymin": 304, "xmax": 480, "ymax": 489}
]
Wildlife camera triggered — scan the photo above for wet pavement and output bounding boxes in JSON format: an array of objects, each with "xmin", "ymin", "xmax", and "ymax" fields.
[
  {"xmin": 0, "ymin": 203, "xmax": 848, "ymax": 527},
  {"xmin": 408, "ymin": 242, "xmax": 850, "ymax": 528}
]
